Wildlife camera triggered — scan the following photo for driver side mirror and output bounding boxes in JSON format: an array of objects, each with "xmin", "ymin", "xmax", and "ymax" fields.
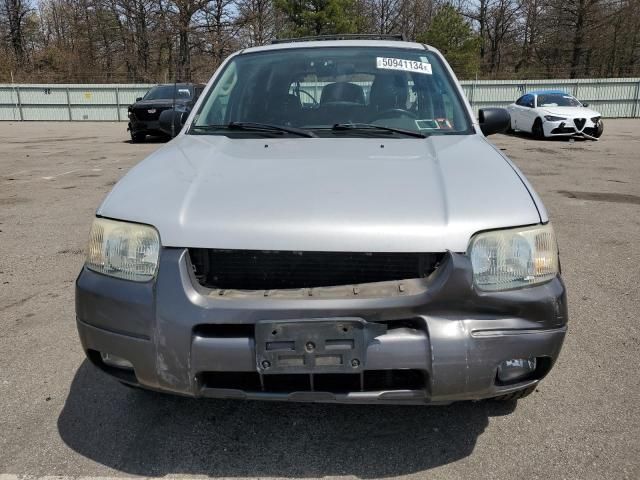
[
  {"xmin": 159, "ymin": 108, "xmax": 189, "ymax": 137},
  {"xmin": 135, "ymin": 97, "xmax": 142, "ymax": 102},
  {"xmin": 478, "ymin": 108, "xmax": 511, "ymax": 136},
  {"xmin": 582, "ymin": 102, "xmax": 589, "ymax": 107}
]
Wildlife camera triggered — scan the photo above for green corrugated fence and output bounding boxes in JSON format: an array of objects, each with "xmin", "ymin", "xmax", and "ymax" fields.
[
  {"xmin": 1, "ymin": 79, "xmax": 640, "ymax": 121},
  {"xmin": 0, "ymin": 84, "xmax": 154, "ymax": 121},
  {"xmin": 461, "ymin": 78, "xmax": 640, "ymax": 118}
]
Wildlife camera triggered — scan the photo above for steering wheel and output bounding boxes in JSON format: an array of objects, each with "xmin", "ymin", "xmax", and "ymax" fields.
[
  {"xmin": 369, "ymin": 108, "xmax": 418, "ymax": 121},
  {"xmin": 298, "ymin": 89, "xmax": 319, "ymax": 106}
]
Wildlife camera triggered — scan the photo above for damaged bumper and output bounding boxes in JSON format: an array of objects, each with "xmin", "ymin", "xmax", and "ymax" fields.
[
  {"xmin": 544, "ymin": 117, "xmax": 602, "ymax": 139},
  {"xmin": 76, "ymin": 249, "xmax": 568, "ymax": 404},
  {"xmin": 127, "ymin": 119, "xmax": 162, "ymax": 135}
]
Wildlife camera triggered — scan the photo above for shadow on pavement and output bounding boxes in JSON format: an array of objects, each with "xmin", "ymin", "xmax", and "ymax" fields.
[{"xmin": 58, "ymin": 361, "xmax": 516, "ymax": 477}]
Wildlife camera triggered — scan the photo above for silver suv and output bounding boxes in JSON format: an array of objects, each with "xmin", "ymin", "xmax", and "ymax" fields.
[{"xmin": 76, "ymin": 37, "xmax": 567, "ymax": 405}]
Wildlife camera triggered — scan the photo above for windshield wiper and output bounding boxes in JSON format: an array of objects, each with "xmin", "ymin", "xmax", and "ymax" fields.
[
  {"xmin": 331, "ymin": 123, "xmax": 427, "ymax": 138},
  {"xmin": 191, "ymin": 122, "xmax": 317, "ymax": 138}
]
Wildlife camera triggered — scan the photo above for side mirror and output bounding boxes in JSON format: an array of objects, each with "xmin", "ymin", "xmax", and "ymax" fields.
[
  {"xmin": 159, "ymin": 109, "xmax": 188, "ymax": 137},
  {"xmin": 479, "ymin": 108, "xmax": 511, "ymax": 136},
  {"xmin": 135, "ymin": 97, "xmax": 142, "ymax": 102},
  {"xmin": 582, "ymin": 102, "xmax": 589, "ymax": 107}
]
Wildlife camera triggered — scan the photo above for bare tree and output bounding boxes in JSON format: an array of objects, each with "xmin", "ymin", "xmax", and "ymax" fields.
[
  {"xmin": 1, "ymin": 0, "xmax": 640, "ymax": 82},
  {"xmin": 1, "ymin": 0, "xmax": 30, "ymax": 64},
  {"xmin": 236, "ymin": 0, "xmax": 275, "ymax": 46}
]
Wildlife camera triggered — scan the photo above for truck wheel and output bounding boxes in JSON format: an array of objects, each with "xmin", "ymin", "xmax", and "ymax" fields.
[
  {"xmin": 532, "ymin": 118, "xmax": 545, "ymax": 140},
  {"xmin": 491, "ymin": 384, "xmax": 536, "ymax": 402},
  {"xmin": 131, "ymin": 132, "xmax": 146, "ymax": 143}
]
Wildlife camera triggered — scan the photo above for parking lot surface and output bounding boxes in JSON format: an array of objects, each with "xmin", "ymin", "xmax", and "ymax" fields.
[{"xmin": 1, "ymin": 121, "xmax": 639, "ymax": 479}]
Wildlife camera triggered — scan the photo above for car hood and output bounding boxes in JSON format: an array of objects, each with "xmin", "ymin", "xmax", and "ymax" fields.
[
  {"xmin": 540, "ymin": 106, "xmax": 600, "ymax": 118},
  {"xmin": 131, "ymin": 99, "xmax": 191, "ymax": 108},
  {"xmin": 98, "ymin": 134, "xmax": 542, "ymax": 252}
]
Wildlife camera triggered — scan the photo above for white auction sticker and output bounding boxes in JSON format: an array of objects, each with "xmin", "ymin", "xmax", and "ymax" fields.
[{"xmin": 376, "ymin": 57, "xmax": 432, "ymax": 75}]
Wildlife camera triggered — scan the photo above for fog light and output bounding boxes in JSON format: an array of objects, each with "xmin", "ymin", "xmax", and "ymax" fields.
[
  {"xmin": 497, "ymin": 358, "xmax": 536, "ymax": 383},
  {"xmin": 100, "ymin": 352, "xmax": 133, "ymax": 370}
]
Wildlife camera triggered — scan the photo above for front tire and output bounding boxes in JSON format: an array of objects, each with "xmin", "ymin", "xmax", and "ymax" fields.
[
  {"xmin": 594, "ymin": 120, "xmax": 604, "ymax": 138},
  {"xmin": 130, "ymin": 132, "xmax": 146, "ymax": 143},
  {"xmin": 532, "ymin": 118, "xmax": 545, "ymax": 140}
]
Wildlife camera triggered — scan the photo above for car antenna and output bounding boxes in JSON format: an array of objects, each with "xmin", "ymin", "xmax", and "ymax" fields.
[{"xmin": 172, "ymin": 33, "xmax": 178, "ymax": 138}]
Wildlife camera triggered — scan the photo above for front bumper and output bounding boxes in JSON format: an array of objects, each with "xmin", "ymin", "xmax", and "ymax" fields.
[
  {"xmin": 76, "ymin": 249, "xmax": 568, "ymax": 404},
  {"xmin": 543, "ymin": 117, "xmax": 600, "ymax": 138},
  {"xmin": 127, "ymin": 118, "xmax": 162, "ymax": 135}
]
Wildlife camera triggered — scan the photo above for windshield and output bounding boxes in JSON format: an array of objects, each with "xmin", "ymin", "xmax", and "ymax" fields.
[
  {"xmin": 144, "ymin": 85, "xmax": 192, "ymax": 101},
  {"xmin": 191, "ymin": 47, "xmax": 472, "ymax": 137},
  {"xmin": 536, "ymin": 93, "xmax": 581, "ymax": 108}
]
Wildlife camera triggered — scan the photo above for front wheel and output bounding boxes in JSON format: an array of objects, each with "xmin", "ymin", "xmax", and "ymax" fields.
[
  {"xmin": 130, "ymin": 131, "xmax": 146, "ymax": 143},
  {"xmin": 532, "ymin": 118, "xmax": 545, "ymax": 140},
  {"xmin": 594, "ymin": 120, "xmax": 604, "ymax": 138}
]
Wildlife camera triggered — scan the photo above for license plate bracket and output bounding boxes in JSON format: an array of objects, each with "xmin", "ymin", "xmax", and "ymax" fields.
[{"xmin": 255, "ymin": 318, "xmax": 386, "ymax": 374}]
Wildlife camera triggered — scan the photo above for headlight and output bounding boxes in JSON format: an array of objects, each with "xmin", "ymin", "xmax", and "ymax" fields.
[
  {"xmin": 86, "ymin": 218, "xmax": 160, "ymax": 281},
  {"xmin": 544, "ymin": 115, "xmax": 566, "ymax": 122},
  {"xmin": 591, "ymin": 116, "xmax": 600, "ymax": 123},
  {"xmin": 468, "ymin": 224, "xmax": 559, "ymax": 291}
]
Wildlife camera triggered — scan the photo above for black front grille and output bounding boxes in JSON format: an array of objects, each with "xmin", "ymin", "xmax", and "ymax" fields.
[
  {"xmin": 189, "ymin": 249, "xmax": 443, "ymax": 290},
  {"xmin": 199, "ymin": 369, "xmax": 426, "ymax": 393},
  {"xmin": 551, "ymin": 126, "xmax": 576, "ymax": 134},
  {"xmin": 132, "ymin": 106, "xmax": 170, "ymax": 121},
  {"xmin": 573, "ymin": 118, "xmax": 586, "ymax": 130}
]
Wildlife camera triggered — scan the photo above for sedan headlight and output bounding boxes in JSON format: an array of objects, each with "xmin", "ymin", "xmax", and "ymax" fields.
[
  {"xmin": 468, "ymin": 224, "xmax": 559, "ymax": 291},
  {"xmin": 86, "ymin": 218, "xmax": 160, "ymax": 281},
  {"xmin": 591, "ymin": 116, "xmax": 600, "ymax": 123},
  {"xmin": 544, "ymin": 115, "xmax": 566, "ymax": 122}
]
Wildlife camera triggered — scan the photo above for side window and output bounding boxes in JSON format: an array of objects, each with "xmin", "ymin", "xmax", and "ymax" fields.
[{"xmin": 517, "ymin": 95, "xmax": 534, "ymax": 108}]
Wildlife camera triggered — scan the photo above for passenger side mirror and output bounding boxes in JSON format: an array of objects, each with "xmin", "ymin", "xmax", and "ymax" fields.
[
  {"xmin": 478, "ymin": 108, "xmax": 511, "ymax": 136},
  {"xmin": 159, "ymin": 108, "xmax": 189, "ymax": 137},
  {"xmin": 135, "ymin": 97, "xmax": 142, "ymax": 102},
  {"xmin": 582, "ymin": 102, "xmax": 589, "ymax": 107}
]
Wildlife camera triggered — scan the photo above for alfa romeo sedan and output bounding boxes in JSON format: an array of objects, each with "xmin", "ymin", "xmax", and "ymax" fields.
[
  {"xmin": 507, "ymin": 90, "xmax": 603, "ymax": 140},
  {"xmin": 76, "ymin": 36, "xmax": 567, "ymax": 405}
]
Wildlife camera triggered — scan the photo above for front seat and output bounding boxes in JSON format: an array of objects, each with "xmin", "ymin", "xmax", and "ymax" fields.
[
  {"xmin": 369, "ymin": 73, "xmax": 409, "ymax": 113},
  {"xmin": 264, "ymin": 93, "xmax": 302, "ymax": 125},
  {"xmin": 320, "ymin": 82, "xmax": 365, "ymax": 105}
]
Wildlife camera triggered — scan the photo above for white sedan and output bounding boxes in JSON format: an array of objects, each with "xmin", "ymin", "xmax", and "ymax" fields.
[{"xmin": 507, "ymin": 90, "xmax": 604, "ymax": 140}]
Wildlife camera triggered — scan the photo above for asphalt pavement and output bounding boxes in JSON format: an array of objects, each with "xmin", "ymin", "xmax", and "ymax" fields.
[{"xmin": 0, "ymin": 121, "xmax": 638, "ymax": 479}]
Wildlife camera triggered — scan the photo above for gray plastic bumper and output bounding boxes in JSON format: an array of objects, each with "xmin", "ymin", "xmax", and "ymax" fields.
[{"xmin": 76, "ymin": 248, "xmax": 568, "ymax": 404}]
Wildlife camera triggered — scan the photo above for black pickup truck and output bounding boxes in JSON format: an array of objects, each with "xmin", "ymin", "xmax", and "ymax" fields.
[{"xmin": 127, "ymin": 83, "xmax": 205, "ymax": 142}]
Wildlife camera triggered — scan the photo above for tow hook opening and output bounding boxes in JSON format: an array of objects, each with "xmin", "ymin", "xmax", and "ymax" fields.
[
  {"xmin": 87, "ymin": 349, "xmax": 138, "ymax": 384},
  {"xmin": 496, "ymin": 356, "xmax": 552, "ymax": 385},
  {"xmin": 100, "ymin": 352, "xmax": 134, "ymax": 370}
]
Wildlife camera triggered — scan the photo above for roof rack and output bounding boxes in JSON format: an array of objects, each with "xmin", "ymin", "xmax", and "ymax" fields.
[{"xmin": 271, "ymin": 34, "xmax": 406, "ymax": 44}]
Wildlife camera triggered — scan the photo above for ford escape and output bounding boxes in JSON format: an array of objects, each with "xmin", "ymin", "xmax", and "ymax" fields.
[{"xmin": 76, "ymin": 36, "xmax": 567, "ymax": 405}]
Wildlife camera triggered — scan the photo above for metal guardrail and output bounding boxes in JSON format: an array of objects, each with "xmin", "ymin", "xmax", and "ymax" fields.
[{"xmin": 1, "ymin": 79, "xmax": 640, "ymax": 121}]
